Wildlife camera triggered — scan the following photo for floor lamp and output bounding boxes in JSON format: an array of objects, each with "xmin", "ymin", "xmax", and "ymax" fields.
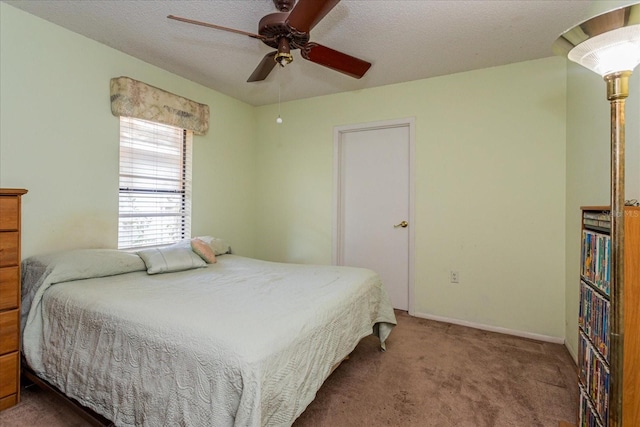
[{"xmin": 553, "ymin": 3, "xmax": 640, "ymax": 426}]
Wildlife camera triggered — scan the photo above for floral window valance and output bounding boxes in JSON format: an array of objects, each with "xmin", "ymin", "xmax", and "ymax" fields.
[{"xmin": 110, "ymin": 76, "xmax": 209, "ymax": 135}]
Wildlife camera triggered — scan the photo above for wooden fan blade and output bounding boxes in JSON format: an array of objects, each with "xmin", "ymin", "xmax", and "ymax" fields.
[
  {"xmin": 167, "ymin": 15, "xmax": 264, "ymax": 40},
  {"xmin": 247, "ymin": 52, "xmax": 278, "ymax": 82},
  {"xmin": 301, "ymin": 43, "xmax": 371, "ymax": 79},
  {"xmin": 286, "ymin": 0, "xmax": 340, "ymax": 33}
]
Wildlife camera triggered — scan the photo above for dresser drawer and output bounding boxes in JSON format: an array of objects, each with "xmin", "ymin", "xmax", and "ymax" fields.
[
  {"xmin": 0, "ymin": 197, "xmax": 19, "ymax": 231},
  {"xmin": 0, "ymin": 352, "xmax": 18, "ymax": 399},
  {"xmin": 0, "ymin": 267, "xmax": 19, "ymax": 311},
  {"xmin": 0, "ymin": 232, "xmax": 19, "ymax": 268},
  {"xmin": 0, "ymin": 310, "xmax": 19, "ymax": 355}
]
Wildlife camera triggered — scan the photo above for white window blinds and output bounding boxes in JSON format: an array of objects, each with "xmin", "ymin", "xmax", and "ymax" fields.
[{"xmin": 118, "ymin": 117, "xmax": 192, "ymax": 249}]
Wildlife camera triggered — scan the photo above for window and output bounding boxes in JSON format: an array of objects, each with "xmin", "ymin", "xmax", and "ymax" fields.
[{"xmin": 118, "ymin": 117, "xmax": 192, "ymax": 249}]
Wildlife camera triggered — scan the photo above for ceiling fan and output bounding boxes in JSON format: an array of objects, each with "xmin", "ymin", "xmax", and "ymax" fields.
[{"xmin": 168, "ymin": 0, "xmax": 371, "ymax": 82}]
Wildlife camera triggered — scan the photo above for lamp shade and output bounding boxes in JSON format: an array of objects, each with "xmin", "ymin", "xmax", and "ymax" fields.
[{"xmin": 553, "ymin": 3, "xmax": 640, "ymax": 76}]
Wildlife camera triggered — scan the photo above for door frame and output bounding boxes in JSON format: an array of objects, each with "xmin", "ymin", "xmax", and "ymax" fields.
[{"xmin": 332, "ymin": 117, "xmax": 416, "ymax": 315}]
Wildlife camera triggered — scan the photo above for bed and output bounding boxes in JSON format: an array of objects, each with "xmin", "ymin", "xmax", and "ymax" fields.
[{"xmin": 20, "ymin": 244, "xmax": 397, "ymax": 427}]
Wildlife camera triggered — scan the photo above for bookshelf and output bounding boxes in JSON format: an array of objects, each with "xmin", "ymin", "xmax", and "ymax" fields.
[{"xmin": 578, "ymin": 206, "xmax": 639, "ymax": 427}]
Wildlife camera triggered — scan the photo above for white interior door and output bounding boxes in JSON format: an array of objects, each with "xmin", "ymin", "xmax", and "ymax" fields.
[{"xmin": 334, "ymin": 119, "xmax": 414, "ymax": 311}]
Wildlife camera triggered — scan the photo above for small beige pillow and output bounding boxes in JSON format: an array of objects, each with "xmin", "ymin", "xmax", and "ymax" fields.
[{"xmin": 191, "ymin": 238, "xmax": 217, "ymax": 263}]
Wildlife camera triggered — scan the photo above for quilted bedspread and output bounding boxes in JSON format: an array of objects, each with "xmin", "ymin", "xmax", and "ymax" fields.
[{"xmin": 21, "ymin": 251, "xmax": 396, "ymax": 426}]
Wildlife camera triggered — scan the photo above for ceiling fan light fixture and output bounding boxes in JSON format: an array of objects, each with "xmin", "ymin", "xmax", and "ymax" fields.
[{"xmin": 275, "ymin": 51, "xmax": 294, "ymax": 67}]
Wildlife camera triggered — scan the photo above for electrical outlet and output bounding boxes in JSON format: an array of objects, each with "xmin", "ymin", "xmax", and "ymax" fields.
[{"xmin": 450, "ymin": 271, "xmax": 459, "ymax": 283}]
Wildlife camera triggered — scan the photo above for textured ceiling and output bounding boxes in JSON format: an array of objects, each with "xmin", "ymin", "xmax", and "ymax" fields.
[{"xmin": 4, "ymin": 0, "xmax": 604, "ymax": 106}]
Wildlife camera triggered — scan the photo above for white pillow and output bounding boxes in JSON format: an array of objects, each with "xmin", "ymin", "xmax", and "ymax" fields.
[
  {"xmin": 137, "ymin": 245, "xmax": 206, "ymax": 274},
  {"xmin": 193, "ymin": 236, "xmax": 231, "ymax": 255}
]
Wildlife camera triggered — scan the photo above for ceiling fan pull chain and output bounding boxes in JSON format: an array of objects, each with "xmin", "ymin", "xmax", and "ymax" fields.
[{"xmin": 276, "ymin": 70, "xmax": 283, "ymax": 124}]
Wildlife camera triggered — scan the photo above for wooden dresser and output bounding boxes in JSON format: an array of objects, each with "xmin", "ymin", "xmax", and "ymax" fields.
[{"xmin": 0, "ymin": 188, "xmax": 27, "ymax": 411}]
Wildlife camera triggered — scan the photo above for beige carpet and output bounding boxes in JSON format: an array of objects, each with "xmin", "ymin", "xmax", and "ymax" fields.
[{"xmin": 0, "ymin": 311, "xmax": 578, "ymax": 426}]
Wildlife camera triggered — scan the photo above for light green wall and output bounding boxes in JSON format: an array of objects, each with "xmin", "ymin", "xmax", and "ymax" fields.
[
  {"xmin": 254, "ymin": 57, "xmax": 568, "ymax": 339},
  {"xmin": 0, "ymin": 3, "xmax": 257, "ymax": 258}
]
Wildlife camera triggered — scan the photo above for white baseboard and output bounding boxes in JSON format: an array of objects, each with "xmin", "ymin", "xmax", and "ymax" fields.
[
  {"xmin": 564, "ymin": 341, "xmax": 578, "ymax": 363},
  {"xmin": 411, "ymin": 311, "xmax": 565, "ymax": 344}
]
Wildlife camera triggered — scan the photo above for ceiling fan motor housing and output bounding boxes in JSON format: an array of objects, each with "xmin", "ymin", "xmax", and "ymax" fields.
[{"xmin": 258, "ymin": 12, "xmax": 310, "ymax": 50}]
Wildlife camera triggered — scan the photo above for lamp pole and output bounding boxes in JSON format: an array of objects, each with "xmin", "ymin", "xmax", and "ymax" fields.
[{"xmin": 605, "ymin": 70, "xmax": 630, "ymax": 427}]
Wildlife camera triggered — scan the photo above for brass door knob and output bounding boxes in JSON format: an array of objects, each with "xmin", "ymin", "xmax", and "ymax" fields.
[{"xmin": 394, "ymin": 221, "xmax": 408, "ymax": 228}]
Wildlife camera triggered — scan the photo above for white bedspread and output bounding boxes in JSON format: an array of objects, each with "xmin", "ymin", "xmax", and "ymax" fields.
[{"xmin": 21, "ymin": 251, "xmax": 396, "ymax": 427}]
